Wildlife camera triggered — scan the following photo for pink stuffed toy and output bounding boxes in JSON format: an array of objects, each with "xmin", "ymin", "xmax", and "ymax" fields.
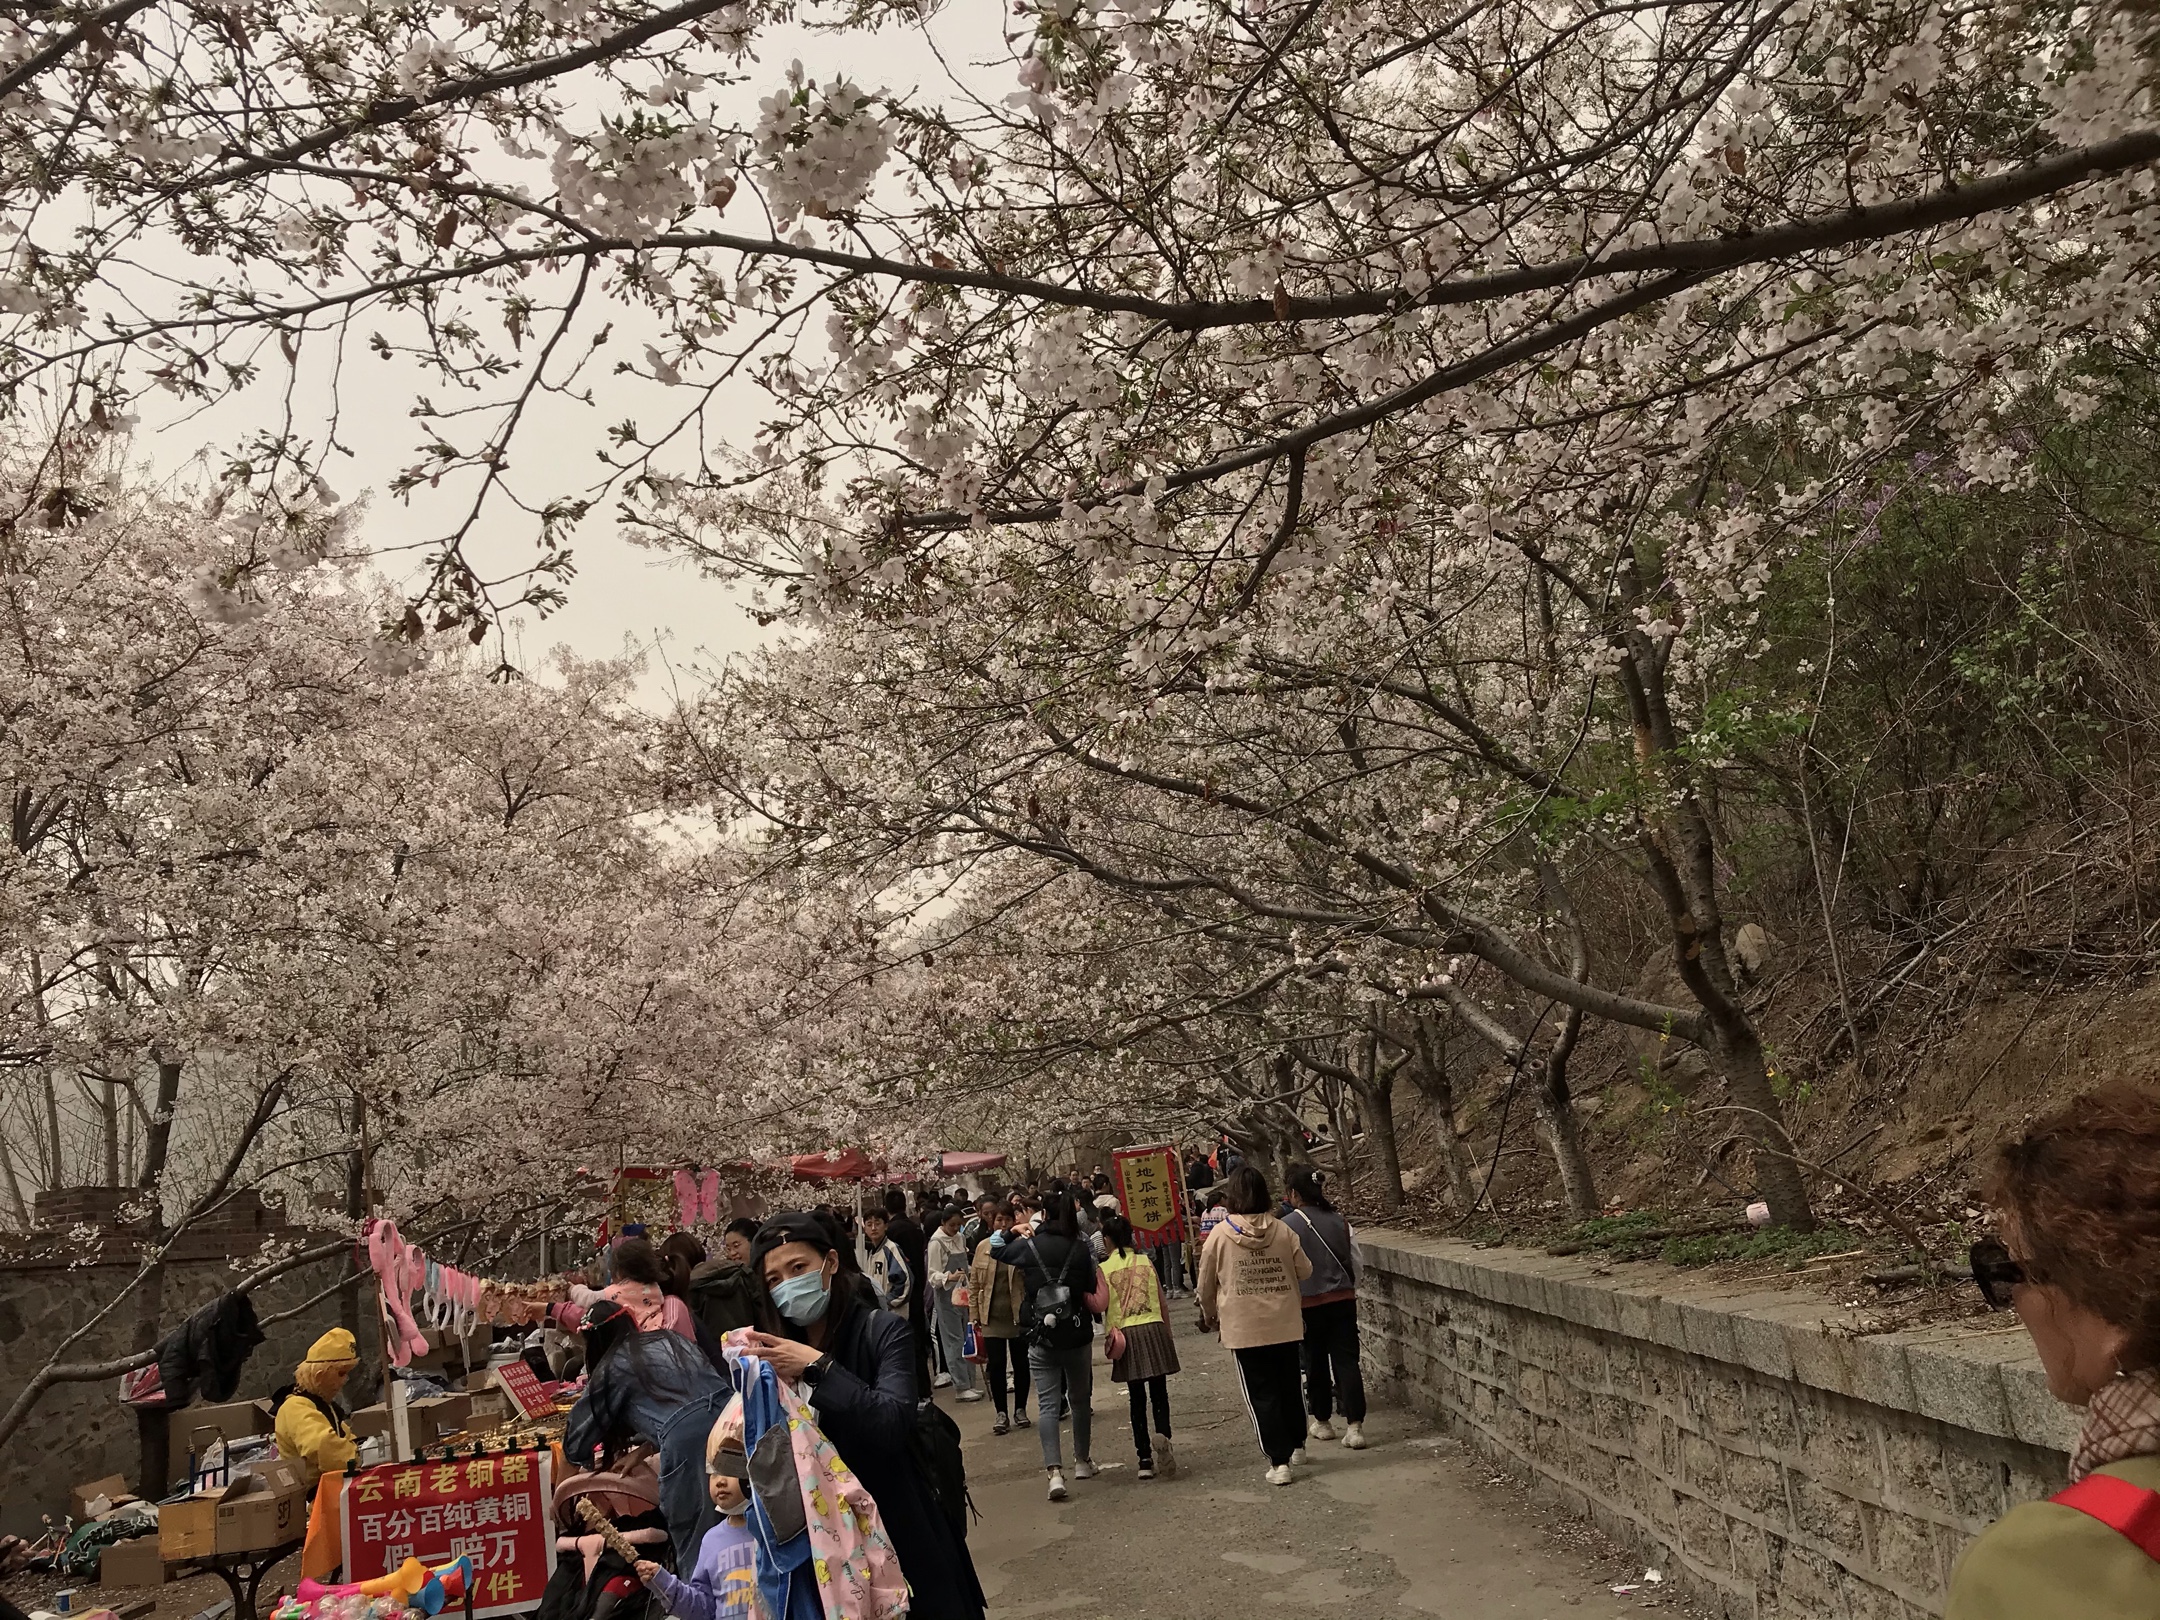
[{"xmin": 366, "ymin": 1219, "xmax": 429, "ymax": 1367}]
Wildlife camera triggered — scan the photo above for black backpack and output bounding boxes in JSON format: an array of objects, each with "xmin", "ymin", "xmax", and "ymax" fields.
[
  {"xmin": 1020, "ymin": 1236, "xmax": 1094, "ymax": 1351},
  {"xmin": 909, "ymin": 1398, "xmax": 974, "ymax": 1542},
  {"xmin": 686, "ymin": 1258, "xmax": 766, "ymax": 1341}
]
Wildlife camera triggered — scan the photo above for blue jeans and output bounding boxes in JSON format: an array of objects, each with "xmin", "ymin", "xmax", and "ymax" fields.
[
  {"xmin": 933, "ymin": 1290, "xmax": 978, "ymax": 1392},
  {"xmin": 657, "ymin": 1388, "xmax": 731, "ymax": 1565},
  {"xmin": 1027, "ymin": 1341, "xmax": 1093, "ymax": 1470}
]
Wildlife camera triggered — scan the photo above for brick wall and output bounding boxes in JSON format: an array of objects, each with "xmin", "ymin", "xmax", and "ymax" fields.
[{"xmin": 1360, "ymin": 1231, "xmax": 2078, "ymax": 1620}]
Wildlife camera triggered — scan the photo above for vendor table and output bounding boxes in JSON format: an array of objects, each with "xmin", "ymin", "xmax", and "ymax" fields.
[{"xmin": 167, "ymin": 1539, "xmax": 304, "ymax": 1620}]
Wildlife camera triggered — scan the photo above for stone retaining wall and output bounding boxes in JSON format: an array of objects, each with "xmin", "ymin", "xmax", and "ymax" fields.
[
  {"xmin": 1359, "ymin": 1230, "xmax": 2076, "ymax": 1620},
  {"xmin": 0, "ymin": 1251, "xmax": 359, "ymax": 1535}
]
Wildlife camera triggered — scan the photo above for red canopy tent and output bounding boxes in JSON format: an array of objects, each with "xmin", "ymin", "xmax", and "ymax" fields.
[
  {"xmin": 789, "ymin": 1147, "xmax": 881, "ymax": 1182},
  {"xmin": 938, "ymin": 1151, "xmax": 1008, "ymax": 1174}
]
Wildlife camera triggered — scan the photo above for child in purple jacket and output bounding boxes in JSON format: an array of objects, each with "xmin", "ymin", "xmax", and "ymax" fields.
[{"xmin": 635, "ymin": 1407, "xmax": 762, "ymax": 1620}]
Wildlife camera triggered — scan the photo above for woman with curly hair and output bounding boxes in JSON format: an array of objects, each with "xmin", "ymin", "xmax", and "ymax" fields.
[{"xmin": 1945, "ymin": 1084, "xmax": 2160, "ymax": 1617}]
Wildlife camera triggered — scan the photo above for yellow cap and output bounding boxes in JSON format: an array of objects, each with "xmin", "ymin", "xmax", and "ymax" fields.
[{"xmin": 304, "ymin": 1327, "xmax": 359, "ymax": 1364}]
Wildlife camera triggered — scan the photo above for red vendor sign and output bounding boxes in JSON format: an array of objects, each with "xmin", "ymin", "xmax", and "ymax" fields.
[
  {"xmin": 341, "ymin": 1450, "xmax": 555, "ymax": 1619},
  {"xmin": 1112, "ymin": 1144, "xmax": 1186, "ymax": 1245}
]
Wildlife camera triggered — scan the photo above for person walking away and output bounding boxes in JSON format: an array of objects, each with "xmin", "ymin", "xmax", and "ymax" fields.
[
  {"xmin": 1197, "ymin": 1166, "xmax": 1312, "ymax": 1487},
  {"xmin": 634, "ymin": 1408, "xmax": 760, "ymax": 1620},
  {"xmin": 1100, "ymin": 1213, "xmax": 1180, "ymax": 1480},
  {"xmin": 996, "ymin": 1188, "xmax": 1108, "ymax": 1500},
  {"xmin": 1943, "ymin": 1086, "xmax": 2160, "ymax": 1620},
  {"xmin": 744, "ymin": 1213, "xmax": 987, "ymax": 1620},
  {"xmin": 969, "ymin": 1203, "xmax": 1034, "ymax": 1434},
  {"xmin": 856, "ymin": 1207, "xmax": 914, "ymax": 1316},
  {"xmin": 1285, "ymin": 1165, "xmax": 1368, "ymax": 1451},
  {"xmin": 883, "ymin": 1189, "xmax": 936, "ymax": 1397},
  {"xmin": 927, "ymin": 1205, "xmax": 985, "ymax": 1402}
]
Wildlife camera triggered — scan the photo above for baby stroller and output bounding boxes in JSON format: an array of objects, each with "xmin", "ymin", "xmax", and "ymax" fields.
[{"xmin": 536, "ymin": 1448, "xmax": 675, "ymax": 1620}]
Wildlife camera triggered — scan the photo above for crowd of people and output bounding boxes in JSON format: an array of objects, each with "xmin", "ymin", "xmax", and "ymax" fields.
[
  {"xmin": 233, "ymin": 1095, "xmax": 2160, "ymax": 1620},
  {"xmin": 529, "ymin": 1148, "xmax": 1383, "ymax": 1619}
]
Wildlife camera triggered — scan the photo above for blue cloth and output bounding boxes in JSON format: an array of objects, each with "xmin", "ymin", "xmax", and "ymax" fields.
[
  {"xmin": 647, "ymin": 1516, "xmax": 760, "ymax": 1620},
  {"xmin": 731, "ymin": 1353, "xmax": 822, "ymax": 1620}
]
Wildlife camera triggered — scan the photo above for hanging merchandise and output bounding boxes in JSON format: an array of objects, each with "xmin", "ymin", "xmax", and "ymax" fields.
[
  {"xmin": 672, "ymin": 1167, "xmax": 721, "ymax": 1229},
  {"xmin": 362, "ymin": 1220, "xmax": 571, "ymax": 1368}
]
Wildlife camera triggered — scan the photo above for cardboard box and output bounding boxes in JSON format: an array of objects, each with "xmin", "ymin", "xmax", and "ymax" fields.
[
  {"xmin": 99, "ymin": 1536, "xmax": 166, "ymax": 1589},
  {"xmin": 349, "ymin": 1403, "xmax": 392, "ymax": 1440},
  {"xmin": 213, "ymin": 1460, "xmax": 306, "ymax": 1554},
  {"xmin": 159, "ymin": 1494, "xmax": 223, "ymax": 1562},
  {"xmin": 405, "ymin": 1392, "xmax": 472, "ymax": 1442},
  {"xmin": 71, "ymin": 1474, "xmax": 132, "ymax": 1521},
  {"xmin": 464, "ymin": 1390, "xmax": 510, "ymax": 1428},
  {"xmin": 170, "ymin": 1398, "xmax": 273, "ymax": 1459}
]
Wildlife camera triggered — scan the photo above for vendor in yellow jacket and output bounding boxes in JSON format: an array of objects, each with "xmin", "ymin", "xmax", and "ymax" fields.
[
  {"xmin": 274, "ymin": 1328, "xmax": 360, "ymax": 1488},
  {"xmin": 1944, "ymin": 1086, "xmax": 2160, "ymax": 1619}
]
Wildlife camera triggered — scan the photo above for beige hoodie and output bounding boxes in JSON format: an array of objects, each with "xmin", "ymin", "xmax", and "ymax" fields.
[{"xmin": 1196, "ymin": 1212, "xmax": 1312, "ymax": 1349}]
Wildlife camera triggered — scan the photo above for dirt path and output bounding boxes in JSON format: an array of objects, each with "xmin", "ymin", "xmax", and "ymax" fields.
[{"xmin": 947, "ymin": 1313, "xmax": 1693, "ymax": 1619}]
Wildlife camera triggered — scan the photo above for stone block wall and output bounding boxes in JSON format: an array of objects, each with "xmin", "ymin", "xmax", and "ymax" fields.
[
  {"xmin": 1360, "ymin": 1231, "xmax": 2078, "ymax": 1620},
  {"xmin": 0, "ymin": 1250, "xmax": 361, "ymax": 1535}
]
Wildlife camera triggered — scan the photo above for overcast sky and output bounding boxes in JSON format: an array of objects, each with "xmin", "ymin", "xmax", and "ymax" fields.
[{"xmin": 128, "ymin": 0, "xmax": 1010, "ymax": 703}]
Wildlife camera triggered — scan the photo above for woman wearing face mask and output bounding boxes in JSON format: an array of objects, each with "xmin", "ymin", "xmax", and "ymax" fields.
[
  {"xmin": 741, "ymin": 1211, "xmax": 987, "ymax": 1620},
  {"xmin": 1943, "ymin": 1086, "xmax": 2160, "ymax": 1619}
]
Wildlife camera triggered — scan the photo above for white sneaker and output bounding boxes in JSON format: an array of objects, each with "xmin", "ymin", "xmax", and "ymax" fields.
[
  {"xmin": 1265, "ymin": 1464, "xmax": 1293, "ymax": 1487},
  {"xmin": 956, "ymin": 1388, "xmax": 986, "ymax": 1402},
  {"xmin": 1289, "ymin": 1446, "xmax": 1309, "ymax": 1465},
  {"xmin": 1341, "ymin": 1423, "xmax": 1367, "ymax": 1450},
  {"xmin": 1073, "ymin": 1458, "xmax": 1099, "ymax": 1480},
  {"xmin": 932, "ymin": 1372, "xmax": 954, "ymax": 1388},
  {"xmin": 1047, "ymin": 1470, "xmax": 1068, "ymax": 1501},
  {"xmin": 1307, "ymin": 1415, "xmax": 1335, "ymax": 1442}
]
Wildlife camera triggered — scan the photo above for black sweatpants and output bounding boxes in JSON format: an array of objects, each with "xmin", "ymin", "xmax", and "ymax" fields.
[
  {"xmin": 1234, "ymin": 1340, "xmax": 1306, "ymax": 1466},
  {"xmin": 1126, "ymin": 1375, "xmax": 1171, "ymax": 1461},
  {"xmin": 1301, "ymin": 1298, "xmax": 1367, "ymax": 1424},
  {"xmin": 985, "ymin": 1334, "xmax": 1031, "ymax": 1415}
]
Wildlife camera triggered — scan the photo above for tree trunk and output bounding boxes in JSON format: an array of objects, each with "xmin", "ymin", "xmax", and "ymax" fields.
[
  {"xmin": 1407, "ymin": 1016, "xmax": 1481, "ymax": 1211},
  {"xmin": 342, "ymin": 1090, "xmax": 368, "ymax": 1352},
  {"xmin": 42, "ymin": 1068, "xmax": 64, "ymax": 1188},
  {"xmin": 100, "ymin": 1075, "xmax": 120, "ymax": 1186},
  {"xmin": 0, "ymin": 1128, "xmax": 28, "ymax": 1226},
  {"xmin": 1528, "ymin": 1060, "xmax": 1599, "ymax": 1221},
  {"xmin": 1712, "ymin": 1020, "xmax": 1813, "ymax": 1228},
  {"xmin": 1353, "ymin": 1017, "xmax": 1404, "ymax": 1213}
]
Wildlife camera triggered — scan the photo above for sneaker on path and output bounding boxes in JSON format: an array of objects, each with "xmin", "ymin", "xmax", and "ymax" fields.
[
  {"xmin": 993, "ymin": 1415, "xmax": 1011, "ymax": 1435},
  {"xmin": 1265, "ymin": 1464, "xmax": 1293, "ymax": 1487},
  {"xmin": 957, "ymin": 1388, "xmax": 985, "ymax": 1402},
  {"xmin": 1137, "ymin": 1459, "xmax": 1155, "ymax": 1480},
  {"xmin": 1341, "ymin": 1422, "xmax": 1367, "ymax": 1449},
  {"xmin": 1047, "ymin": 1470, "xmax": 1069, "ymax": 1501},
  {"xmin": 1289, "ymin": 1446, "xmax": 1308, "ymax": 1465},
  {"xmin": 933, "ymin": 1372, "xmax": 954, "ymax": 1388},
  {"xmin": 1016, "ymin": 1410, "xmax": 1032, "ymax": 1427},
  {"xmin": 1073, "ymin": 1458, "xmax": 1099, "ymax": 1480},
  {"xmin": 1307, "ymin": 1416, "xmax": 1334, "ymax": 1441}
]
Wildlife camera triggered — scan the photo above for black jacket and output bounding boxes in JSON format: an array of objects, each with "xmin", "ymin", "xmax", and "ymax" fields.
[
  {"xmin": 794, "ymin": 1292, "xmax": 985, "ymax": 1620},
  {"xmin": 157, "ymin": 1290, "xmax": 265, "ymax": 1406}
]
